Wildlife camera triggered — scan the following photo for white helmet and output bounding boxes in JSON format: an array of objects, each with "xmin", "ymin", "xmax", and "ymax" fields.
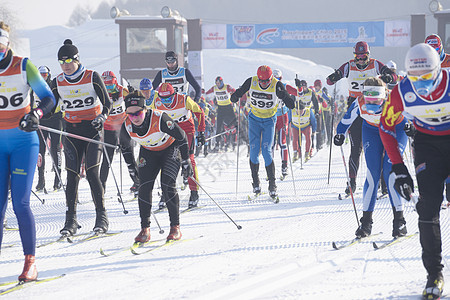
[
  {"xmin": 405, "ymin": 43, "xmax": 440, "ymax": 74},
  {"xmin": 272, "ymin": 69, "xmax": 282, "ymax": 79},
  {"xmin": 386, "ymin": 60, "xmax": 397, "ymax": 70}
]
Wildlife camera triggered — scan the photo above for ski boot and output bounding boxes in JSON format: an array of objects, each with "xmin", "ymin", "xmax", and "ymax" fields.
[
  {"xmin": 345, "ymin": 178, "xmax": 357, "ymax": 197},
  {"xmin": 93, "ymin": 210, "xmax": 109, "ymax": 233},
  {"xmin": 266, "ymin": 162, "xmax": 279, "ymax": 202},
  {"xmin": 188, "ymin": 190, "xmax": 199, "ymax": 209},
  {"xmin": 18, "ymin": 255, "xmax": 37, "ymax": 282},
  {"xmin": 280, "ymin": 160, "xmax": 288, "ymax": 180},
  {"xmin": 35, "ymin": 180, "xmax": 46, "ymax": 193},
  {"xmin": 250, "ymin": 160, "xmax": 261, "ymax": 194},
  {"xmin": 392, "ymin": 210, "xmax": 407, "ymax": 238},
  {"xmin": 167, "ymin": 225, "xmax": 182, "ymax": 241},
  {"xmin": 355, "ymin": 211, "xmax": 373, "ymax": 238},
  {"xmin": 423, "ymin": 272, "xmax": 444, "ymax": 300},
  {"xmin": 130, "ymin": 183, "xmax": 139, "ymax": 198},
  {"xmin": 304, "ymin": 152, "xmax": 310, "ymax": 162},
  {"xmin": 181, "ymin": 177, "xmax": 189, "ymax": 190},
  {"xmin": 60, "ymin": 211, "xmax": 81, "ymax": 236},
  {"xmin": 134, "ymin": 227, "xmax": 151, "ymax": 243},
  {"xmin": 293, "ymin": 151, "xmax": 299, "ymax": 162},
  {"xmin": 53, "ymin": 180, "xmax": 62, "ymax": 191}
]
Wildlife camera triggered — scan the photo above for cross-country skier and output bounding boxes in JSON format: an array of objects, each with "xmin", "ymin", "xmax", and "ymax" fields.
[
  {"xmin": 152, "ymin": 51, "xmax": 201, "ymax": 102},
  {"xmin": 32, "ymin": 66, "xmax": 63, "ymax": 192},
  {"xmin": 327, "ymin": 41, "xmax": 397, "ymax": 197},
  {"xmin": 286, "ymin": 79, "xmax": 319, "ymax": 162},
  {"xmin": 124, "ymin": 90, "xmax": 192, "ymax": 243},
  {"xmin": 205, "ymin": 76, "xmax": 237, "ymax": 152},
  {"xmin": 379, "ymin": 43, "xmax": 448, "ymax": 299},
  {"xmin": 140, "ymin": 77, "xmax": 156, "ymax": 107},
  {"xmin": 52, "ymin": 39, "xmax": 111, "ymax": 236},
  {"xmin": 231, "ymin": 65, "xmax": 295, "ymax": 199},
  {"xmin": 334, "ymin": 77, "xmax": 408, "ymax": 238},
  {"xmin": 151, "ymin": 83, "xmax": 205, "ymax": 209},
  {"xmin": 99, "ymin": 71, "xmax": 140, "ymax": 197},
  {"xmin": 271, "ymin": 69, "xmax": 290, "ymax": 178},
  {"xmin": 0, "ymin": 21, "xmax": 56, "ymax": 282}
]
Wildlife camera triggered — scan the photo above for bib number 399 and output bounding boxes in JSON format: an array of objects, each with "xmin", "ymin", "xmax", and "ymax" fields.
[{"xmin": 251, "ymin": 99, "xmax": 273, "ymax": 109}]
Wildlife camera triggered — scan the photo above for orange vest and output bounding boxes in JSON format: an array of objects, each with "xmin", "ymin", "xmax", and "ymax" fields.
[
  {"xmin": 104, "ymin": 85, "xmax": 126, "ymax": 131},
  {"xmin": 56, "ymin": 70, "xmax": 102, "ymax": 123},
  {"xmin": 125, "ymin": 110, "xmax": 175, "ymax": 151},
  {"xmin": 0, "ymin": 56, "xmax": 31, "ymax": 129}
]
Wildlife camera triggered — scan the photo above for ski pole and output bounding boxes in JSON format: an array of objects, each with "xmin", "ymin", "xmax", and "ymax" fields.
[
  {"xmin": 327, "ymin": 90, "xmax": 336, "ymax": 184},
  {"xmin": 339, "ymin": 145, "xmax": 360, "ymax": 227},
  {"xmin": 235, "ymin": 106, "xmax": 240, "ymax": 199},
  {"xmin": 205, "ymin": 127, "xmax": 235, "ymax": 142},
  {"xmin": 100, "ymin": 133, "xmax": 128, "ymax": 214},
  {"xmin": 283, "ymin": 126, "xmax": 297, "ymax": 198},
  {"xmin": 38, "ymin": 128, "xmax": 66, "ymax": 194},
  {"xmin": 31, "ymin": 190, "xmax": 44, "ymax": 204},
  {"xmin": 151, "ymin": 211, "xmax": 164, "ymax": 234},
  {"xmin": 39, "ymin": 125, "xmax": 118, "ymax": 149},
  {"xmin": 190, "ymin": 176, "xmax": 242, "ymax": 230}
]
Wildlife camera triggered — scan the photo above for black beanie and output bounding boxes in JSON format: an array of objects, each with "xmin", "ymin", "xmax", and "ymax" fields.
[
  {"xmin": 124, "ymin": 91, "xmax": 145, "ymax": 109},
  {"xmin": 58, "ymin": 39, "xmax": 79, "ymax": 61},
  {"xmin": 165, "ymin": 51, "xmax": 177, "ymax": 61}
]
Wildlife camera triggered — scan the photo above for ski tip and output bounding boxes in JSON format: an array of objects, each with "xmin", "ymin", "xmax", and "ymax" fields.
[
  {"xmin": 372, "ymin": 241, "xmax": 379, "ymax": 249},
  {"xmin": 332, "ymin": 242, "xmax": 338, "ymax": 250},
  {"xmin": 338, "ymin": 194, "xmax": 342, "ymax": 200}
]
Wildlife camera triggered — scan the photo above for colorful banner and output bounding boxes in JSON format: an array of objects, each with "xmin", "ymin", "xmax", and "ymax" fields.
[{"xmin": 202, "ymin": 21, "xmax": 410, "ymax": 49}]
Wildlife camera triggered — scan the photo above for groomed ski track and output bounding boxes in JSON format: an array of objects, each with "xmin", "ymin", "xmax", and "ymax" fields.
[{"xmin": 2, "ymin": 141, "xmax": 449, "ymax": 299}]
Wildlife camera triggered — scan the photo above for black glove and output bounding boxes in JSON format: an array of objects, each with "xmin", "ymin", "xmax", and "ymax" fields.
[
  {"xmin": 295, "ymin": 78, "xmax": 301, "ymax": 88},
  {"xmin": 128, "ymin": 85, "xmax": 135, "ymax": 93},
  {"xmin": 327, "ymin": 69, "xmax": 342, "ymax": 83},
  {"xmin": 181, "ymin": 159, "xmax": 193, "ymax": 179},
  {"xmin": 91, "ymin": 114, "xmax": 106, "ymax": 131},
  {"xmin": 380, "ymin": 73, "xmax": 393, "ymax": 84},
  {"xmin": 19, "ymin": 109, "xmax": 42, "ymax": 132},
  {"xmin": 333, "ymin": 134, "xmax": 345, "ymax": 146},
  {"xmin": 197, "ymin": 132, "xmax": 205, "ymax": 147},
  {"xmin": 404, "ymin": 122, "xmax": 416, "ymax": 137},
  {"xmin": 391, "ymin": 163, "xmax": 414, "ymax": 201},
  {"xmin": 230, "ymin": 93, "xmax": 239, "ymax": 103}
]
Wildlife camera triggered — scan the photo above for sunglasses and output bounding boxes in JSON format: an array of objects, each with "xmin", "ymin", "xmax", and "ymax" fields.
[
  {"xmin": 106, "ymin": 84, "xmax": 116, "ymax": 90},
  {"xmin": 127, "ymin": 109, "xmax": 144, "ymax": 117},
  {"xmin": 354, "ymin": 54, "xmax": 368, "ymax": 60},
  {"xmin": 259, "ymin": 79, "xmax": 270, "ymax": 83},
  {"xmin": 58, "ymin": 58, "xmax": 74, "ymax": 65},
  {"xmin": 407, "ymin": 70, "xmax": 436, "ymax": 82}
]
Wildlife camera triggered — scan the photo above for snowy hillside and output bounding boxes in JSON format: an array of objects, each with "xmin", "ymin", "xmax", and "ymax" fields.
[{"xmin": 19, "ymin": 19, "xmax": 349, "ymax": 97}]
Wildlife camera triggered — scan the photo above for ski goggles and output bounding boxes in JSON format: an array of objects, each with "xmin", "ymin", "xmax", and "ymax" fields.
[
  {"xmin": 407, "ymin": 69, "xmax": 437, "ymax": 82},
  {"xmin": 354, "ymin": 53, "xmax": 369, "ymax": 61},
  {"xmin": 58, "ymin": 58, "xmax": 74, "ymax": 65},
  {"xmin": 127, "ymin": 109, "xmax": 145, "ymax": 118},
  {"xmin": 105, "ymin": 84, "xmax": 116, "ymax": 91},
  {"xmin": 165, "ymin": 57, "xmax": 177, "ymax": 64}
]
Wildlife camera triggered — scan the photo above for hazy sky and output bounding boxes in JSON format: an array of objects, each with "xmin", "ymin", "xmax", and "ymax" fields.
[{"xmin": 3, "ymin": 0, "xmax": 109, "ymax": 30}]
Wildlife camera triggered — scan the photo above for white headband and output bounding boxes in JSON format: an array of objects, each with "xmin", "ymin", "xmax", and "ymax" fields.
[
  {"xmin": 363, "ymin": 85, "xmax": 386, "ymax": 99},
  {"xmin": 0, "ymin": 29, "xmax": 9, "ymax": 47}
]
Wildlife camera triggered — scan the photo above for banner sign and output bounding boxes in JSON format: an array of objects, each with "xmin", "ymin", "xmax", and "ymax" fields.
[{"xmin": 202, "ymin": 21, "xmax": 409, "ymax": 49}]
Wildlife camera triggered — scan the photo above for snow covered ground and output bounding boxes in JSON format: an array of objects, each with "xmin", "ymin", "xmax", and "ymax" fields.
[
  {"xmin": 2, "ymin": 19, "xmax": 446, "ymax": 299},
  {"xmin": 2, "ymin": 136, "xmax": 449, "ymax": 299}
]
